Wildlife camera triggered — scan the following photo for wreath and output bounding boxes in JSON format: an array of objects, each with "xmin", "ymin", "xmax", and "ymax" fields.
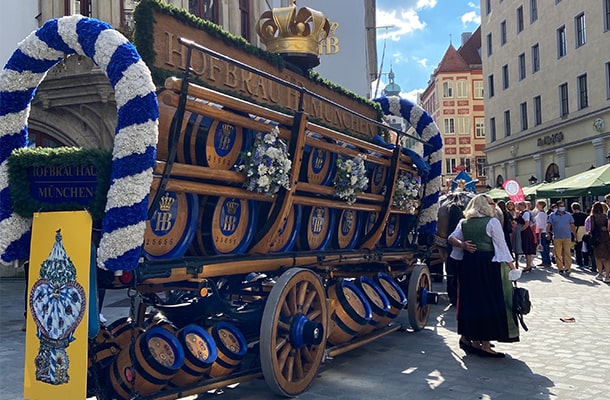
[{"xmin": 0, "ymin": 16, "xmax": 158, "ymax": 272}]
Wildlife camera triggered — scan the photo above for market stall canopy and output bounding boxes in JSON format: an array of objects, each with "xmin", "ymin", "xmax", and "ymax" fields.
[
  {"xmin": 536, "ymin": 164, "xmax": 610, "ymax": 197},
  {"xmin": 523, "ymin": 182, "xmax": 549, "ymax": 200},
  {"xmin": 485, "ymin": 187, "xmax": 509, "ymax": 200}
]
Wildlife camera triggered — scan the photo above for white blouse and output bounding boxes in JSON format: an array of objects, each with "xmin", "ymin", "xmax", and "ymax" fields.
[{"xmin": 448, "ymin": 217, "xmax": 515, "ymax": 263}]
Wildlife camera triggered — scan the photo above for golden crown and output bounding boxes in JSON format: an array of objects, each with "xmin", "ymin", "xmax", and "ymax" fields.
[
  {"xmin": 256, "ymin": 2, "xmax": 330, "ymax": 68},
  {"xmin": 159, "ymin": 192, "xmax": 175, "ymax": 211},
  {"xmin": 221, "ymin": 123, "xmax": 234, "ymax": 136},
  {"xmin": 225, "ymin": 198, "xmax": 240, "ymax": 214}
]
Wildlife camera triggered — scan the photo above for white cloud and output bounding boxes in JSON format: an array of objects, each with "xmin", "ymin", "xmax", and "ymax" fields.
[
  {"xmin": 377, "ymin": 9, "xmax": 426, "ymax": 41},
  {"xmin": 461, "ymin": 11, "xmax": 480, "ymax": 25},
  {"xmin": 413, "ymin": 56, "xmax": 429, "ymax": 68},
  {"xmin": 400, "ymin": 88, "xmax": 424, "ymax": 104}
]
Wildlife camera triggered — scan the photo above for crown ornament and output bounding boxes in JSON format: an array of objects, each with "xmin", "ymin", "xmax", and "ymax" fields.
[
  {"xmin": 256, "ymin": 1, "xmax": 331, "ymax": 72},
  {"xmin": 159, "ymin": 192, "xmax": 175, "ymax": 211}
]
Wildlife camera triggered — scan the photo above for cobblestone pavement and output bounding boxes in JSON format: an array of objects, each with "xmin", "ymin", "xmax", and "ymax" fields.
[{"xmin": 1, "ymin": 258, "xmax": 609, "ymax": 400}]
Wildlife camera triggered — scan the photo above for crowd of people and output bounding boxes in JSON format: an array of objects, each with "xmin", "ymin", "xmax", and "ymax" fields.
[{"xmin": 444, "ymin": 192, "xmax": 610, "ymax": 359}]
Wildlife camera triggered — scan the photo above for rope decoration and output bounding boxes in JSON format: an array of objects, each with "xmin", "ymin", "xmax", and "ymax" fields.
[
  {"xmin": 374, "ymin": 96, "xmax": 442, "ymax": 237},
  {"xmin": 0, "ymin": 15, "xmax": 159, "ymax": 272}
]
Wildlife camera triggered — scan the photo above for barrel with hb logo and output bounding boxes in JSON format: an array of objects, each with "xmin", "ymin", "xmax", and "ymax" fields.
[
  {"xmin": 188, "ymin": 196, "xmax": 258, "ymax": 255},
  {"xmin": 109, "ymin": 327, "xmax": 185, "ymax": 399},
  {"xmin": 383, "ymin": 213, "xmax": 404, "ymax": 248},
  {"xmin": 298, "ymin": 206, "xmax": 337, "ymax": 251},
  {"xmin": 157, "ymin": 98, "xmax": 253, "ymax": 169},
  {"xmin": 170, "ymin": 324, "xmax": 218, "ymax": 387},
  {"xmin": 327, "ymin": 279, "xmax": 372, "ymax": 345},
  {"xmin": 355, "ymin": 276, "xmax": 391, "ymax": 335},
  {"xmin": 207, "ymin": 322, "xmax": 248, "ymax": 378},
  {"xmin": 257, "ymin": 203, "xmax": 302, "ymax": 253},
  {"xmin": 143, "ymin": 189, "xmax": 199, "ymax": 260},
  {"xmin": 334, "ymin": 209, "xmax": 362, "ymax": 250},
  {"xmin": 301, "ymin": 134, "xmax": 336, "ymax": 186},
  {"xmin": 368, "ymin": 163, "xmax": 388, "ymax": 195},
  {"xmin": 373, "ymin": 273, "xmax": 407, "ymax": 328}
]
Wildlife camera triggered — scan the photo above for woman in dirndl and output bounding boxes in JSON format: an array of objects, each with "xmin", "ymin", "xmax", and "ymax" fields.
[{"xmin": 449, "ymin": 194, "xmax": 520, "ymax": 358}]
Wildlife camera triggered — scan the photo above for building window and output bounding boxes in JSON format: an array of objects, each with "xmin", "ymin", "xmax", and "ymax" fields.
[
  {"xmin": 530, "ymin": 0, "xmax": 538, "ymax": 23},
  {"xmin": 557, "ymin": 25, "xmax": 567, "ymax": 58},
  {"xmin": 239, "ymin": 0, "xmax": 250, "ymax": 41},
  {"xmin": 486, "ymin": 33, "xmax": 493, "ymax": 56},
  {"xmin": 444, "ymin": 118, "xmax": 456, "ymax": 134},
  {"xmin": 456, "ymin": 80, "xmax": 468, "ymax": 98},
  {"xmin": 457, "ymin": 116, "xmax": 470, "ymax": 134},
  {"xmin": 520, "ymin": 102, "xmax": 528, "ymax": 130},
  {"xmin": 504, "ymin": 110, "xmax": 511, "ymax": 137},
  {"xmin": 488, "ymin": 74, "xmax": 495, "ymax": 97},
  {"xmin": 518, "ymin": 53, "xmax": 526, "ymax": 80},
  {"xmin": 531, "ymin": 44, "xmax": 540, "ymax": 73},
  {"xmin": 474, "ymin": 80, "xmax": 484, "ymax": 98},
  {"xmin": 476, "ymin": 157, "xmax": 487, "ymax": 178},
  {"xmin": 577, "ymin": 73, "xmax": 588, "ymax": 109},
  {"xmin": 605, "ymin": 0, "xmax": 610, "ymax": 31},
  {"xmin": 486, "ymin": 0, "xmax": 491, "ymax": 15},
  {"xmin": 189, "ymin": 0, "xmax": 219, "ymax": 24},
  {"xmin": 534, "ymin": 95, "xmax": 542, "ymax": 125},
  {"xmin": 460, "ymin": 158, "xmax": 472, "ymax": 173},
  {"xmin": 490, "ymin": 117, "xmax": 496, "ymax": 142},
  {"xmin": 500, "ymin": 20, "xmax": 507, "ymax": 45},
  {"xmin": 475, "ymin": 118, "xmax": 485, "ymax": 137},
  {"xmin": 606, "ymin": 62, "xmax": 610, "ymax": 99},
  {"xmin": 443, "ymin": 81, "xmax": 454, "ymax": 98},
  {"xmin": 559, "ymin": 82, "xmax": 569, "ymax": 117},
  {"xmin": 445, "ymin": 158, "xmax": 457, "ymax": 174},
  {"xmin": 517, "ymin": 6, "xmax": 524, "ymax": 33},
  {"xmin": 502, "ymin": 64, "xmax": 509, "ymax": 89},
  {"xmin": 65, "ymin": 0, "xmax": 91, "ymax": 16},
  {"xmin": 575, "ymin": 13, "xmax": 586, "ymax": 48}
]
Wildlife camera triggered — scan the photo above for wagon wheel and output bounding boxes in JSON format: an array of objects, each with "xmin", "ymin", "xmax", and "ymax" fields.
[
  {"xmin": 260, "ymin": 268, "xmax": 328, "ymax": 397},
  {"xmin": 407, "ymin": 264, "xmax": 432, "ymax": 331}
]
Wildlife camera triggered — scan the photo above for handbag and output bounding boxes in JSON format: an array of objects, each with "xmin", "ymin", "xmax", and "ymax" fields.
[{"xmin": 512, "ymin": 282, "xmax": 531, "ymax": 331}]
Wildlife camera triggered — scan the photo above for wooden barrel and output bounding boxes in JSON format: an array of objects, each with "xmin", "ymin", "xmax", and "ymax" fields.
[
  {"xmin": 170, "ymin": 324, "xmax": 218, "ymax": 387},
  {"xmin": 107, "ymin": 317, "xmax": 145, "ymax": 350},
  {"xmin": 355, "ymin": 276, "xmax": 391, "ymax": 335},
  {"xmin": 157, "ymin": 100, "xmax": 253, "ymax": 169},
  {"xmin": 327, "ymin": 280, "xmax": 372, "ymax": 345},
  {"xmin": 109, "ymin": 327, "xmax": 184, "ymax": 399},
  {"xmin": 298, "ymin": 206, "xmax": 336, "ymax": 250},
  {"xmin": 368, "ymin": 163, "xmax": 388, "ymax": 194},
  {"xmin": 143, "ymin": 313, "xmax": 178, "ymax": 334},
  {"xmin": 265, "ymin": 204, "xmax": 302, "ymax": 253},
  {"xmin": 373, "ymin": 273, "xmax": 407, "ymax": 328},
  {"xmin": 88, "ymin": 327, "xmax": 121, "ymax": 369},
  {"xmin": 189, "ymin": 196, "xmax": 258, "ymax": 255},
  {"xmin": 301, "ymin": 144, "xmax": 336, "ymax": 185},
  {"xmin": 207, "ymin": 322, "xmax": 248, "ymax": 378},
  {"xmin": 363, "ymin": 211, "xmax": 379, "ymax": 236},
  {"xmin": 143, "ymin": 190, "xmax": 199, "ymax": 260},
  {"xmin": 335, "ymin": 209, "xmax": 362, "ymax": 250},
  {"xmin": 383, "ymin": 214, "xmax": 403, "ymax": 248}
]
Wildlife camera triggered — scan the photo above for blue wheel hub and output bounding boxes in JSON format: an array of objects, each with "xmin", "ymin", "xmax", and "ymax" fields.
[{"xmin": 289, "ymin": 314, "xmax": 324, "ymax": 349}]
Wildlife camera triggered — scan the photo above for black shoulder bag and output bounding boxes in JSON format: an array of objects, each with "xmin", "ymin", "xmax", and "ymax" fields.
[{"xmin": 513, "ymin": 282, "xmax": 531, "ymax": 331}]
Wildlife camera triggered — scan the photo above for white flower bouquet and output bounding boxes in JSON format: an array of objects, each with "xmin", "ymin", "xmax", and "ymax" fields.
[
  {"xmin": 393, "ymin": 170, "xmax": 421, "ymax": 211},
  {"xmin": 238, "ymin": 126, "xmax": 292, "ymax": 195},
  {"xmin": 333, "ymin": 154, "xmax": 369, "ymax": 205}
]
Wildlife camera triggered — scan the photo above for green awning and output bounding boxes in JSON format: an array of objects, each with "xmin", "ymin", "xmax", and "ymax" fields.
[{"xmin": 536, "ymin": 164, "xmax": 610, "ymax": 197}]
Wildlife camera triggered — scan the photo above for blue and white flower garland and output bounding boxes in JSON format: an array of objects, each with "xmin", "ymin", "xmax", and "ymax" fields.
[
  {"xmin": 374, "ymin": 96, "xmax": 442, "ymax": 237},
  {"xmin": 0, "ymin": 15, "xmax": 159, "ymax": 272}
]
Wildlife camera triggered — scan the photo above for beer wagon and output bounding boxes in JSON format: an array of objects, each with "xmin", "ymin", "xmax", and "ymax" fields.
[{"xmin": 0, "ymin": 4, "xmax": 443, "ymax": 399}]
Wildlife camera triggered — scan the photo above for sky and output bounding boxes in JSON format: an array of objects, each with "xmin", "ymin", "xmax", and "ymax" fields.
[{"xmin": 372, "ymin": 0, "xmax": 481, "ymax": 102}]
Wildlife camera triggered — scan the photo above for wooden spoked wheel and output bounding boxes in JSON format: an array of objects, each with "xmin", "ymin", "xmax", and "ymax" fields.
[
  {"xmin": 260, "ymin": 268, "xmax": 328, "ymax": 397},
  {"xmin": 407, "ymin": 264, "xmax": 432, "ymax": 331}
]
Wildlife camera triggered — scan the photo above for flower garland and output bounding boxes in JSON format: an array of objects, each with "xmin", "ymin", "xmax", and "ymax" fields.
[
  {"xmin": 0, "ymin": 15, "xmax": 158, "ymax": 272},
  {"xmin": 333, "ymin": 154, "xmax": 369, "ymax": 205},
  {"xmin": 393, "ymin": 170, "xmax": 421, "ymax": 212},
  {"xmin": 237, "ymin": 126, "xmax": 292, "ymax": 195},
  {"xmin": 374, "ymin": 96, "xmax": 442, "ymax": 237}
]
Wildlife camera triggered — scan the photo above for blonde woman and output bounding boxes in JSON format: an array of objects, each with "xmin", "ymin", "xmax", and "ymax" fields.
[{"xmin": 449, "ymin": 194, "xmax": 519, "ymax": 358}]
